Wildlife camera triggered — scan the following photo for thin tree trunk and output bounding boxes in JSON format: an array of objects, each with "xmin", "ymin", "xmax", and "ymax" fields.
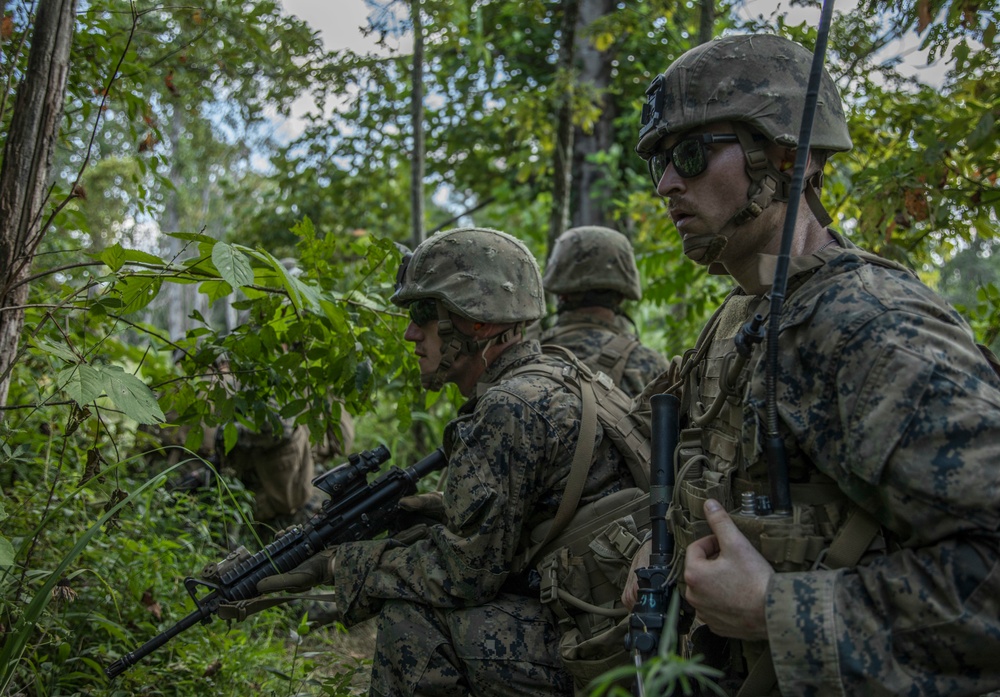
[
  {"xmin": 163, "ymin": 113, "xmax": 186, "ymax": 340},
  {"xmin": 0, "ymin": 0, "xmax": 77, "ymax": 411},
  {"xmin": 570, "ymin": 0, "xmax": 615, "ymax": 230},
  {"xmin": 699, "ymin": 0, "xmax": 714, "ymax": 45},
  {"xmin": 409, "ymin": 0, "xmax": 425, "ymax": 249},
  {"xmin": 547, "ymin": 0, "xmax": 581, "ymax": 261}
]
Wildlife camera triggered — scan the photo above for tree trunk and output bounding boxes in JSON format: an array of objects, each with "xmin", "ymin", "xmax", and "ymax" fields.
[
  {"xmin": 699, "ymin": 0, "xmax": 714, "ymax": 45},
  {"xmin": 163, "ymin": 112, "xmax": 187, "ymax": 340},
  {"xmin": 547, "ymin": 0, "xmax": 581, "ymax": 261},
  {"xmin": 570, "ymin": 0, "xmax": 615, "ymax": 230},
  {"xmin": 409, "ymin": 0, "xmax": 425, "ymax": 249},
  {"xmin": 0, "ymin": 0, "xmax": 77, "ymax": 412}
]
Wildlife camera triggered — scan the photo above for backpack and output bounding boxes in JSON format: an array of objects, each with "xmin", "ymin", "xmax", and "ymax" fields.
[{"xmin": 502, "ymin": 345, "xmax": 655, "ymax": 692}]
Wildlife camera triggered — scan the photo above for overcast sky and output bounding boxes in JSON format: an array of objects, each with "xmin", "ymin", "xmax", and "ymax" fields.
[
  {"xmin": 273, "ymin": 0, "xmax": 942, "ymax": 138},
  {"xmin": 280, "ymin": 0, "xmax": 937, "ymax": 73}
]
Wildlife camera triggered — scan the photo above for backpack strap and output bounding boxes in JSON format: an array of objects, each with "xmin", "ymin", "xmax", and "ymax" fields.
[
  {"xmin": 502, "ymin": 351, "xmax": 600, "ymax": 573},
  {"xmin": 521, "ymin": 366, "xmax": 598, "ymax": 571},
  {"xmin": 595, "ymin": 333, "xmax": 641, "ymax": 386}
]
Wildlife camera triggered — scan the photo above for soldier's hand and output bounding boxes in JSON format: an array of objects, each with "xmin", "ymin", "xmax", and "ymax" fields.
[
  {"xmin": 398, "ymin": 491, "xmax": 446, "ymax": 521},
  {"xmin": 256, "ymin": 548, "xmax": 336, "ymax": 594},
  {"xmin": 684, "ymin": 499, "xmax": 772, "ymax": 641}
]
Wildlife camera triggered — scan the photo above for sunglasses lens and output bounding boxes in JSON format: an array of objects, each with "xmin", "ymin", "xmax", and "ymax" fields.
[
  {"xmin": 672, "ymin": 138, "xmax": 708, "ymax": 178},
  {"xmin": 649, "ymin": 151, "xmax": 669, "ymax": 186},
  {"xmin": 408, "ymin": 299, "xmax": 437, "ymax": 326}
]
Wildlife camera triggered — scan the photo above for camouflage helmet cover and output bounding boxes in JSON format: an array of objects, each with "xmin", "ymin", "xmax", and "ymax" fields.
[
  {"xmin": 636, "ymin": 34, "xmax": 852, "ymax": 159},
  {"xmin": 543, "ymin": 226, "xmax": 642, "ymax": 301},
  {"xmin": 392, "ymin": 227, "xmax": 546, "ymax": 324}
]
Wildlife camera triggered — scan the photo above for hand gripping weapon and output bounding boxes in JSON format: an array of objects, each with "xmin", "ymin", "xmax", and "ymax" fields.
[{"xmin": 105, "ymin": 445, "xmax": 446, "ymax": 679}]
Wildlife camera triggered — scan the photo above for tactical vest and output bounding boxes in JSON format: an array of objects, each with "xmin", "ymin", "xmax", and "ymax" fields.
[{"xmin": 669, "ymin": 245, "xmax": 923, "ymax": 695}]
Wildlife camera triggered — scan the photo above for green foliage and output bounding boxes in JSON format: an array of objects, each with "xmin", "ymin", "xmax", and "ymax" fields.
[
  {"xmin": 3, "ymin": 0, "xmax": 1000, "ymax": 694},
  {"xmin": 588, "ymin": 593, "xmax": 724, "ymax": 697}
]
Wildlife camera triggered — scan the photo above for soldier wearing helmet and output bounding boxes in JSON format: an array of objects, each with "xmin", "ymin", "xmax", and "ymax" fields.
[
  {"xmin": 624, "ymin": 34, "xmax": 1000, "ymax": 695},
  {"xmin": 259, "ymin": 227, "xmax": 636, "ymax": 696},
  {"xmin": 536, "ymin": 226, "xmax": 669, "ymax": 397}
]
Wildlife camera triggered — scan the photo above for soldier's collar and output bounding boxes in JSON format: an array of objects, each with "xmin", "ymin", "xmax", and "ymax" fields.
[
  {"xmin": 474, "ymin": 340, "xmax": 542, "ymax": 396},
  {"xmin": 741, "ymin": 235, "xmax": 847, "ymax": 295}
]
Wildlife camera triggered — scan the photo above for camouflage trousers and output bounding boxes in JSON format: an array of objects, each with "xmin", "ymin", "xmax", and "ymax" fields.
[{"xmin": 368, "ymin": 594, "xmax": 574, "ymax": 696}]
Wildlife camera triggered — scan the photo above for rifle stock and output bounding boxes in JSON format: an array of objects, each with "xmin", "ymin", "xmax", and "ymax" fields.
[{"xmin": 105, "ymin": 445, "xmax": 447, "ymax": 679}]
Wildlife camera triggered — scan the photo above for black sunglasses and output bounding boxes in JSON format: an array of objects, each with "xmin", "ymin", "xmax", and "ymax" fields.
[
  {"xmin": 647, "ymin": 133, "xmax": 740, "ymax": 185},
  {"xmin": 408, "ymin": 298, "xmax": 439, "ymax": 326}
]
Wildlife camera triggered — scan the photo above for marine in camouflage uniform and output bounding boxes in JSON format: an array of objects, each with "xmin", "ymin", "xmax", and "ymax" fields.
[
  {"xmin": 222, "ymin": 376, "xmax": 355, "ymax": 535},
  {"xmin": 259, "ymin": 227, "xmax": 635, "ymax": 696},
  {"xmin": 535, "ymin": 226, "xmax": 669, "ymax": 397},
  {"xmin": 626, "ymin": 34, "xmax": 1000, "ymax": 696}
]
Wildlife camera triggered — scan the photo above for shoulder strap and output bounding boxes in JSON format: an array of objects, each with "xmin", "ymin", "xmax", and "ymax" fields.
[
  {"xmin": 500, "ymin": 351, "xmax": 600, "ymax": 572},
  {"xmin": 520, "ymin": 369, "xmax": 599, "ymax": 571},
  {"xmin": 595, "ymin": 333, "xmax": 641, "ymax": 385}
]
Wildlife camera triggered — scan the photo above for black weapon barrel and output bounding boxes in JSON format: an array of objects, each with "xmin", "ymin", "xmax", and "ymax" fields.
[
  {"xmin": 105, "ymin": 605, "xmax": 212, "ymax": 679},
  {"xmin": 649, "ymin": 393, "xmax": 679, "ymax": 565},
  {"xmin": 104, "ymin": 447, "xmax": 448, "ymax": 679}
]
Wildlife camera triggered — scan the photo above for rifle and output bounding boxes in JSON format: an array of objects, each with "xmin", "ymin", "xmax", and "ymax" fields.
[
  {"xmin": 105, "ymin": 444, "xmax": 447, "ymax": 679},
  {"xmin": 625, "ymin": 393, "xmax": 679, "ymax": 696},
  {"xmin": 166, "ymin": 456, "xmax": 219, "ymax": 493}
]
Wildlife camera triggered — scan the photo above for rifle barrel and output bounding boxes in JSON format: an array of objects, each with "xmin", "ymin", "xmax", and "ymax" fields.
[{"xmin": 105, "ymin": 604, "xmax": 213, "ymax": 679}]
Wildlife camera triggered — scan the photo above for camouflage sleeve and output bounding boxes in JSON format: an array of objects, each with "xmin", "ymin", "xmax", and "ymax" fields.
[
  {"xmin": 333, "ymin": 379, "xmax": 575, "ymax": 625},
  {"xmin": 764, "ymin": 266, "xmax": 1000, "ymax": 694},
  {"xmin": 622, "ymin": 344, "xmax": 672, "ymax": 398}
]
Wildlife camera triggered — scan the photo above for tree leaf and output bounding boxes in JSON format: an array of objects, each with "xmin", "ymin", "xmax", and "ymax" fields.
[
  {"xmin": 28, "ymin": 339, "xmax": 78, "ymax": 364},
  {"xmin": 0, "ymin": 537, "xmax": 14, "ymax": 568},
  {"xmin": 98, "ymin": 243, "xmax": 165, "ymax": 271},
  {"xmin": 98, "ymin": 365, "xmax": 165, "ymax": 425},
  {"xmin": 114, "ymin": 275, "xmax": 163, "ymax": 315},
  {"xmin": 198, "ymin": 279, "xmax": 235, "ymax": 304},
  {"xmin": 594, "ymin": 32, "xmax": 615, "ymax": 52},
  {"xmin": 57, "ymin": 364, "xmax": 104, "ymax": 405},
  {"xmin": 99, "ymin": 243, "xmax": 126, "ymax": 272},
  {"xmin": 212, "ymin": 241, "xmax": 254, "ymax": 290}
]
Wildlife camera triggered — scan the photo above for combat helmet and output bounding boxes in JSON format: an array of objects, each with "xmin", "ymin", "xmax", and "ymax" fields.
[
  {"xmin": 392, "ymin": 227, "xmax": 545, "ymax": 390},
  {"xmin": 636, "ymin": 34, "xmax": 851, "ymax": 260},
  {"xmin": 393, "ymin": 227, "xmax": 545, "ymax": 322},
  {"xmin": 543, "ymin": 226, "xmax": 642, "ymax": 301}
]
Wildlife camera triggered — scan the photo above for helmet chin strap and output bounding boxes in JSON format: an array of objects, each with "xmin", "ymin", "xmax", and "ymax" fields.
[
  {"xmin": 734, "ymin": 124, "xmax": 833, "ymax": 227},
  {"xmin": 680, "ymin": 124, "xmax": 833, "ymax": 268},
  {"xmin": 421, "ymin": 304, "xmax": 521, "ymax": 391},
  {"xmin": 732, "ymin": 124, "xmax": 790, "ymax": 226}
]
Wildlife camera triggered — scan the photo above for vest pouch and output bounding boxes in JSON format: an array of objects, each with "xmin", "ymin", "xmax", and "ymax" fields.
[
  {"xmin": 728, "ymin": 504, "xmax": 829, "ymax": 572},
  {"xmin": 533, "ymin": 494, "xmax": 648, "ymax": 694},
  {"xmin": 557, "ymin": 616, "xmax": 631, "ymax": 695},
  {"xmin": 678, "ymin": 473, "xmax": 731, "ymax": 522}
]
